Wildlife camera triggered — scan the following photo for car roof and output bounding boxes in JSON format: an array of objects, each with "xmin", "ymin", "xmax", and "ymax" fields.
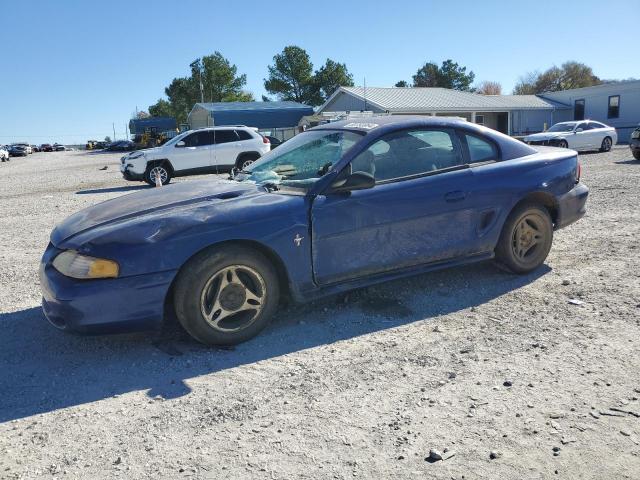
[{"xmin": 312, "ymin": 115, "xmax": 469, "ymax": 133}]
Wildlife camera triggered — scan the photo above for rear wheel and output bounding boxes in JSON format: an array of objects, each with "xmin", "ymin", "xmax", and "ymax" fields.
[
  {"xmin": 173, "ymin": 245, "xmax": 280, "ymax": 346},
  {"xmin": 235, "ymin": 153, "xmax": 260, "ymax": 171},
  {"xmin": 144, "ymin": 162, "xmax": 172, "ymax": 186},
  {"xmin": 634, "ymin": 151, "xmax": 640, "ymax": 161},
  {"xmin": 600, "ymin": 136, "xmax": 612, "ymax": 152},
  {"xmin": 495, "ymin": 203, "xmax": 553, "ymax": 274}
]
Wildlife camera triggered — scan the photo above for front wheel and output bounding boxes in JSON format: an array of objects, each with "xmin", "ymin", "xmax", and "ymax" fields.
[
  {"xmin": 144, "ymin": 163, "xmax": 172, "ymax": 186},
  {"xmin": 557, "ymin": 140, "xmax": 568, "ymax": 148},
  {"xmin": 495, "ymin": 203, "xmax": 553, "ymax": 274},
  {"xmin": 633, "ymin": 150, "xmax": 640, "ymax": 161},
  {"xmin": 173, "ymin": 246, "xmax": 280, "ymax": 346},
  {"xmin": 600, "ymin": 136, "xmax": 612, "ymax": 152}
]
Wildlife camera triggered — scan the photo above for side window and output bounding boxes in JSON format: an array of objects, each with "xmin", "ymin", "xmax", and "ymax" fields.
[
  {"xmin": 351, "ymin": 129, "xmax": 463, "ymax": 182},
  {"xmin": 214, "ymin": 130, "xmax": 239, "ymax": 144},
  {"xmin": 182, "ymin": 131, "xmax": 213, "ymax": 147},
  {"xmin": 235, "ymin": 130, "xmax": 253, "ymax": 141},
  {"xmin": 577, "ymin": 122, "xmax": 591, "ymax": 131},
  {"xmin": 591, "ymin": 122, "xmax": 606, "ymax": 129},
  {"xmin": 464, "ymin": 134, "xmax": 498, "ymax": 163}
]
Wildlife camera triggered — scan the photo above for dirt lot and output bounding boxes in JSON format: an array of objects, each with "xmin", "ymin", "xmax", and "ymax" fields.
[{"xmin": 0, "ymin": 147, "xmax": 639, "ymax": 479}]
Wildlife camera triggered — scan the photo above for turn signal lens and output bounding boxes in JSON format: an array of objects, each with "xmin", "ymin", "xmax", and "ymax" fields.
[{"xmin": 52, "ymin": 250, "xmax": 119, "ymax": 279}]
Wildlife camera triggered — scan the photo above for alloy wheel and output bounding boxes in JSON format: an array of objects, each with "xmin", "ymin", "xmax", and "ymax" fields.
[
  {"xmin": 200, "ymin": 265, "xmax": 266, "ymax": 332},
  {"xmin": 511, "ymin": 214, "xmax": 545, "ymax": 261},
  {"xmin": 149, "ymin": 166, "xmax": 168, "ymax": 184}
]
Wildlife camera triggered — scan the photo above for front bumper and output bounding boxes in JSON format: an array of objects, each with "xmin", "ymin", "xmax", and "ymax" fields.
[
  {"xmin": 39, "ymin": 244, "xmax": 176, "ymax": 333},
  {"xmin": 120, "ymin": 163, "xmax": 144, "ymax": 181},
  {"xmin": 555, "ymin": 183, "xmax": 589, "ymax": 230}
]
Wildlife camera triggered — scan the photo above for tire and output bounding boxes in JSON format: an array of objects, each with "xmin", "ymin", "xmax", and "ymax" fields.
[
  {"xmin": 235, "ymin": 153, "xmax": 260, "ymax": 171},
  {"xmin": 634, "ymin": 151, "xmax": 640, "ymax": 161},
  {"xmin": 557, "ymin": 140, "xmax": 568, "ymax": 148},
  {"xmin": 600, "ymin": 136, "xmax": 612, "ymax": 152},
  {"xmin": 144, "ymin": 162, "xmax": 172, "ymax": 186},
  {"xmin": 173, "ymin": 245, "xmax": 280, "ymax": 346},
  {"xmin": 495, "ymin": 203, "xmax": 553, "ymax": 274}
]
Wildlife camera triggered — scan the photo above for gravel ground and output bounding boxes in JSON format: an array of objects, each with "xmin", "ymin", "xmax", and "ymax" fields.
[{"xmin": 0, "ymin": 147, "xmax": 639, "ymax": 479}]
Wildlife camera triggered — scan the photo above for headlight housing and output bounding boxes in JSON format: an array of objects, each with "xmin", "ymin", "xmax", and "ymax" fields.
[
  {"xmin": 127, "ymin": 151, "xmax": 144, "ymax": 160},
  {"xmin": 52, "ymin": 251, "xmax": 119, "ymax": 279}
]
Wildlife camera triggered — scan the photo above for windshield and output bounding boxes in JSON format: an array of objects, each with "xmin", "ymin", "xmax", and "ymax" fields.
[
  {"xmin": 163, "ymin": 131, "xmax": 189, "ymax": 147},
  {"xmin": 236, "ymin": 129, "xmax": 363, "ymax": 190},
  {"xmin": 547, "ymin": 123, "xmax": 577, "ymax": 132}
]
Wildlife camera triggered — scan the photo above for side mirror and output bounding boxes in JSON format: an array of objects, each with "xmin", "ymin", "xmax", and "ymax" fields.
[
  {"xmin": 175, "ymin": 140, "xmax": 186, "ymax": 148},
  {"xmin": 330, "ymin": 171, "xmax": 375, "ymax": 193},
  {"xmin": 575, "ymin": 128, "xmax": 583, "ymax": 133}
]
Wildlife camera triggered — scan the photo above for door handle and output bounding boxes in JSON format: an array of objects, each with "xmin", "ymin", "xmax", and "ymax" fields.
[{"xmin": 444, "ymin": 191, "xmax": 467, "ymax": 202}]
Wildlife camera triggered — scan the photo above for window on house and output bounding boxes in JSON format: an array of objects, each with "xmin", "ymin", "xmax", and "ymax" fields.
[
  {"xmin": 574, "ymin": 99, "xmax": 585, "ymax": 120},
  {"xmin": 475, "ymin": 115, "xmax": 485, "ymax": 125},
  {"xmin": 608, "ymin": 95, "xmax": 620, "ymax": 119}
]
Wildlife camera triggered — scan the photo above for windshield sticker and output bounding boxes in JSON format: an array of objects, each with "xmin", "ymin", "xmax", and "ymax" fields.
[{"xmin": 343, "ymin": 122, "xmax": 378, "ymax": 130}]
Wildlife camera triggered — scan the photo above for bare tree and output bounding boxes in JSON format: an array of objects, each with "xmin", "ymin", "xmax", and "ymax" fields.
[{"xmin": 476, "ymin": 81, "xmax": 502, "ymax": 95}]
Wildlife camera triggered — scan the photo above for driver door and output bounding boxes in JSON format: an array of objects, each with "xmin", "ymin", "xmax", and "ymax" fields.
[
  {"xmin": 170, "ymin": 130, "xmax": 213, "ymax": 172},
  {"xmin": 311, "ymin": 128, "xmax": 478, "ymax": 285}
]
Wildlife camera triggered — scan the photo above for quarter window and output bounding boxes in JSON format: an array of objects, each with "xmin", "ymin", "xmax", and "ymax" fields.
[
  {"xmin": 235, "ymin": 130, "xmax": 253, "ymax": 141},
  {"xmin": 464, "ymin": 134, "xmax": 498, "ymax": 163},
  {"xmin": 574, "ymin": 99, "xmax": 585, "ymax": 121},
  {"xmin": 351, "ymin": 129, "xmax": 463, "ymax": 182},
  {"xmin": 608, "ymin": 95, "xmax": 620, "ymax": 119}
]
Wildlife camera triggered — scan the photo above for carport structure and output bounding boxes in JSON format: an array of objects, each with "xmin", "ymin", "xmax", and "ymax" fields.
[{"xmin": 318, "ymin": 87, "xmax": 571, "ymax": 136}]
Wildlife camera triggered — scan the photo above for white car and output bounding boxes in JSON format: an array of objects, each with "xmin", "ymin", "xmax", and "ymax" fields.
[
  {"xmin": 0, "ymin": 146, "xmax": 8, "ymax": 162},
  {"xmin": 120, "ymin": 126, "xmax": 271, "ymax": 185},
  {"xmin": 524, "ymin": 120, "xmax": 617, "ymax": 152}
]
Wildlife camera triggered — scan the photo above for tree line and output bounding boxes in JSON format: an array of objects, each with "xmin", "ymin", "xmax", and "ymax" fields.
[{"xmin": 147, "ymin": 47, "xmax": 608, "ymax": 124}]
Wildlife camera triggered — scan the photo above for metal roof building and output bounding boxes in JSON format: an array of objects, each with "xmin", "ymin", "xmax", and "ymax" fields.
[
  {"xmin": 188, "ymin": 101, "xmax": 314, "ymax": 130},
  {"xmin": 318, "ymin": 87, "xmax": 572, "ymax": 136}
]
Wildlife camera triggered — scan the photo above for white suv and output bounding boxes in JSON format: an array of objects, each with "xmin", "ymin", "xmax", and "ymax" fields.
[{"xmin": 120, "ymin": 126, "xmax": 270, "ymax": 185}]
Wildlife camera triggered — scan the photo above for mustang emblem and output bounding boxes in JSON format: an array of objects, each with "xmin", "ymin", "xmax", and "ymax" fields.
[{"xmin": 294, "ymin": 234, "xmax": 304, "ymax": 247}]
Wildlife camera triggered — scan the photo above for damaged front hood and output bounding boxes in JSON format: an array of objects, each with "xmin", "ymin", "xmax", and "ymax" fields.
[
  {"xmin": 524, "ymin": 132, "xmax": 568, "ymax": 141},
  {"xmin": 51, "ymin": 179, "xmax": 263, "ymax": 246}
]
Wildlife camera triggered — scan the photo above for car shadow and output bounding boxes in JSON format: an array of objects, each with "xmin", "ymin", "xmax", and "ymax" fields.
[
  {"xmin": 614, "ymin": 159, "xmax": 639, "ymax": 165},
  {"xmin": 76, "ymin": 185, "xmax": 149, "ymax": 195},
  {"xmin": 0, "ymin": 262, "xmax": 550, "ymax": 423}
]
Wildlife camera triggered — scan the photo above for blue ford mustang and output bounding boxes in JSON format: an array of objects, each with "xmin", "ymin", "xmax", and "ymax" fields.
[{"xmin": 40, "ymin": 116, "xmax": 589, "ymax": 345}]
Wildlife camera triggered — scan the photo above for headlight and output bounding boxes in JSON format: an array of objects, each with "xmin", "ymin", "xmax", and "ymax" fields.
[
  {"xmin": 128, "ymin": 151, "xmax": 144, "ymax": 160},
  {"xmin": 52, "ymin": 250, "xmax": 119, "ymax": 279}
]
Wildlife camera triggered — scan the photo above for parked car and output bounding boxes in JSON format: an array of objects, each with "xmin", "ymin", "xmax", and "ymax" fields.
[
  {"xmin": 40, "ymin": 144, "xmax": 53, "ymax": 152},
  {"xmin": 0, "ymin": 145, "xmax": 8, "ymax": 162},
  {"xmin": 524, "ymin": 120, "xmax": 617, "ymax": 152},
  {"xmin": 120, "ymin": 126, "xmax": 270, "ymax": 186},
  {"xmin": 264, "ymin": 135, "xmax": 282, "ymax": 148},
  {"xmin": 106, "ymin": 140, "xmax": 136, "ymax": 152},
  {"xmin": 630, "ymin": 126, "xmax": 640, "ymax": 161},
  {"xmin": 40, "ymin": 116, "xmax": 589, "ymax": 346},
  {"xmin": 53, "ymin": 144, "xmax": 66, "ymax": 151},
  {"xmin": 14, "ymin": 143, "xmax": 33, "ymax": 154},
  {"xmin": 9, "ymin": 144, "xmax": 28, "ymax": 156}
]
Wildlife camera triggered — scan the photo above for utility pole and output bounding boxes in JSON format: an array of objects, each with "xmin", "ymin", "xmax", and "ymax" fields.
[{"xmin": 112, "ymin": 123, "xmax": 116, "ymax": 142}]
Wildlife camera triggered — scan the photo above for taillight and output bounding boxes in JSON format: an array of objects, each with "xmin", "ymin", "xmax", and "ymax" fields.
[
  {"xmin": 262, "ymin": 136, "xmax": 270, "ymax": 144},
  {"xmin": 576, "ymin": 159, "xmax": 581, "ymax": 183}
]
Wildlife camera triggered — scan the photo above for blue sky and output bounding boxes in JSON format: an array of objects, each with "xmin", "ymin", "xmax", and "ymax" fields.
[{"xmin": 0, "ymin": 0, "xmax": 636, "ymax": 144}]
